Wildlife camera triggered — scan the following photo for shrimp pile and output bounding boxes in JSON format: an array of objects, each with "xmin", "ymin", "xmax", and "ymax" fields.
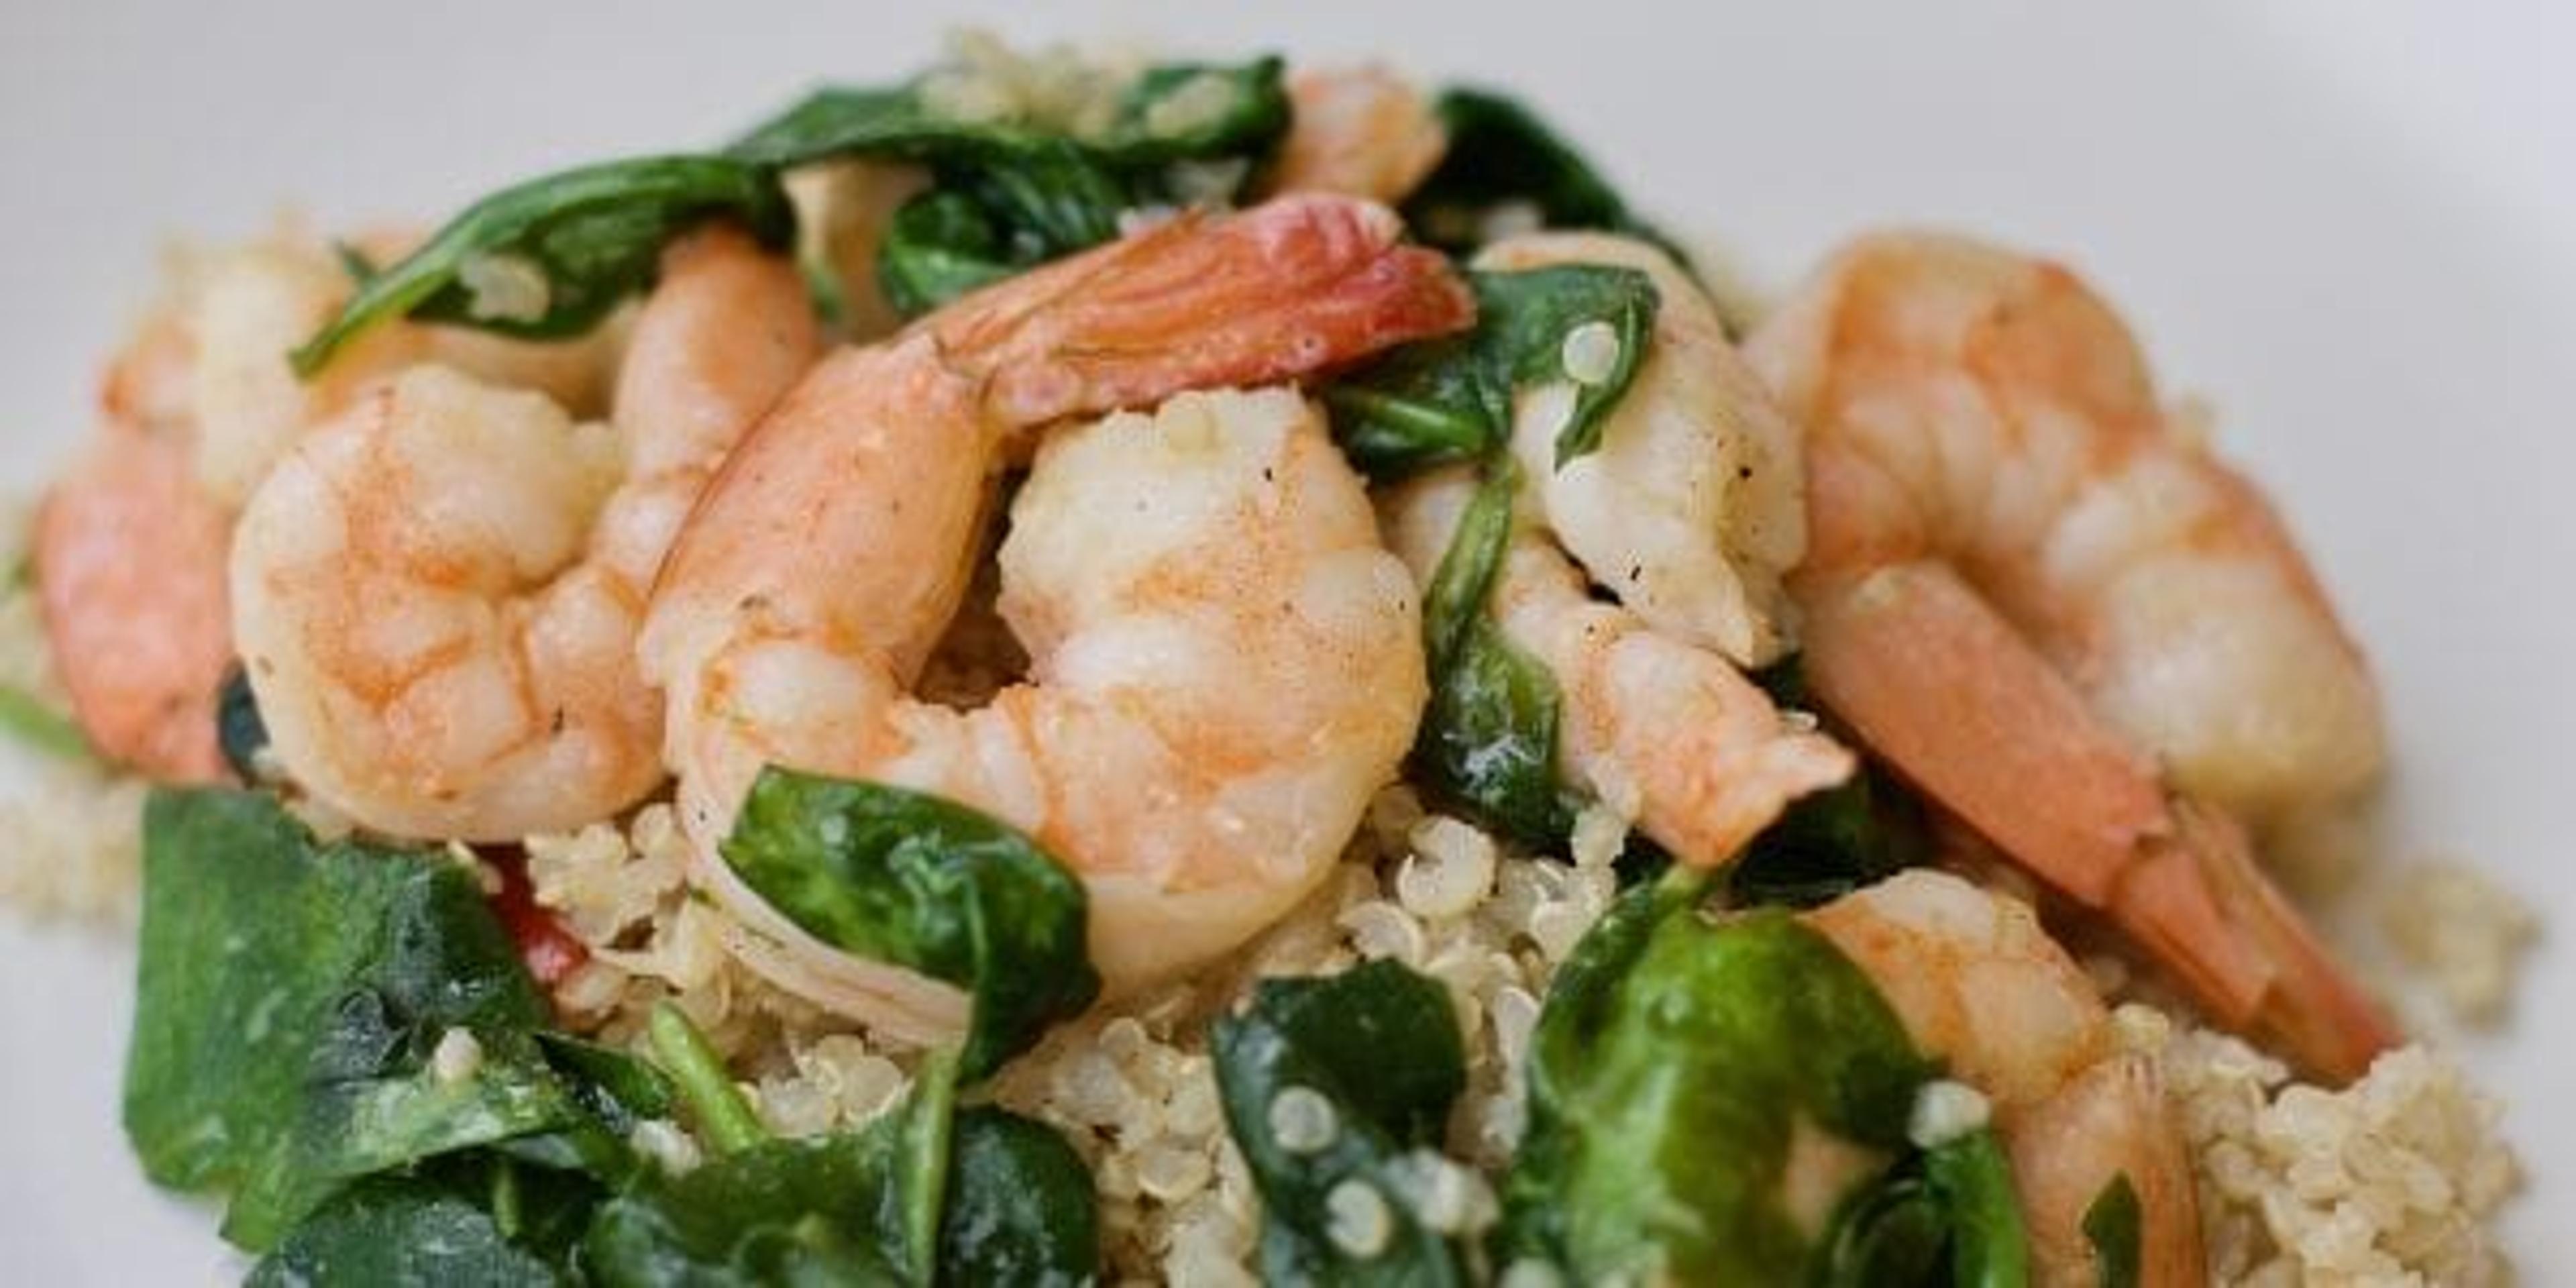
[
  {"xmin": 641, "ymin": 195, "xmax": 1470, "ymax": 1023},
  {"xmin": 1748, "ymin": 233, "xmax": 2397, "ymax": 1082},
  {"xmin": 31, "ymin": 51, "xmax": 2458, "ymax": 1283}
]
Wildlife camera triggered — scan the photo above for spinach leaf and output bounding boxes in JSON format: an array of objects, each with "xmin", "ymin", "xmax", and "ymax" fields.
[
  {"xmin": 1411, "ymin": 467, "xmax": 1581, "ymax": 849},
  {"xmin": 1326, "ymin": 266, "xmax": 1658, "ymax": 476},
  {"xmin": 248, "ymin": 1155, "xmax": 594, "ymax": 1288},
  {"xmin": 587, "ymin": 1049, "xmax": 1097, "ymax": 1288},
  {"xmin": 0, "ymin": 682, "xmax": 92, "ymax": 761},
  {"xmin": 731, "ymin": 58, "xmax": 1288, "ymax": 317},
  {"xmin": 1403, "ymin": 88, "xmax": 1666, "ymax": 256},
  {"xmin": 1922, "ymin": 1129, "xmax": 2031, "ymax": 1288},
  {"xmin": 1729, "ymin": 659, "xmax": 1927, "ymax": 908},
  {"xmin": 721, "ymin": 768, "xmax": 1100, "ymax": 1081},
  {"xmin": 937, "ymin": 1108, "xmax": 1102, "ymax": 1288},
  {"xmin": 292, "ymin": 155, "xmax": 794, "ymax": 376},
  {"xmin": 1500, "ymin": 876, "xmax": 1939, "ymax": 1283},
  {"xmin": 730, "ymin": 59, "xmax": 1287, "ymax": 172},
  {"xmin": 1726, "ymin": 767, "xmax": 1925, "ymax": 910},
  {"xmin": 124, "ymin": 788, "xmax": 648, "ymax": 1250},
  {"xmin": 2083, "ymin": 1173, "xmax": 2143, "ymax": 1288},
  {"xmin": 1813, "ymin": 1130, "xmax": 2027, "ymax": 1288},
  {"xmin": 1214, "ymin": 959, "xmax": 1474, "ymax": 1286},
  {"xmin": 584, "ymin": 1124, "xmax": 912, "ymax": 1287}
]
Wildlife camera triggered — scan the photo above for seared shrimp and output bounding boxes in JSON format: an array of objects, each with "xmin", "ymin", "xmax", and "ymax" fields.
[
  {"xmin": 1807, "ymin": 869, "xmax": 2205, "ymax": 1288},
  {"xmin": 1381, "ymin": 468, "xmax": 1851, "ymax": 867},
  {"xmin": 1271, "ymin": 66, "xmax": 1448, "ymax": 203},
  {"xmin": 232, "ymin": 226, "xmax": 816, "ymax": 839},
  {"xmin": 641, "ymin": 195, "xmax": 1470, "ymax": 1031},
  {"xmin": 1481, "ymin": 232, "xmax": 1808, "ymax": 667},
  {"xmin": 1750, "ymin": 233, "xmax": 2398, "ymax": 1082}
]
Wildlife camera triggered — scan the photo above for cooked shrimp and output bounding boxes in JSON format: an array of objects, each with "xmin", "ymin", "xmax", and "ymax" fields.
[
  {"xmin": 1749, "ymin": 232, "xmax": 2397, "ymax": 1081},
  {"xmin": 1381, "ymin": 467, "xmax": 1851, "ymax": 867},
  {"xmin": 1806, "ymin": 869, "xmax": 2205, "ymax": 1288},
  {"xmin": 231, "ymin": 226, "xmax": 816, "ymax": 839},
  {"xmin": 1480, "ymin": 232, "xmax": 1807, "ymax": 667},
  {"xmin": 641, "ymin": 195, "xmax": 1470, "ymax": 1030},
  {"xmin": 34, "ymin": 419, "xmax": 232, "ymax": 781},
  {"xmin": 1271, "ymin": 65, "xmax": 1448, "ymax": 203},
  {"xmin": 35, "ymin": 229, "xmax": 621, "ymax": 782}
]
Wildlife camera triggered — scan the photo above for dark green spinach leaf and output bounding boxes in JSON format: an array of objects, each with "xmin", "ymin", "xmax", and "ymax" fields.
[
  {"xmin": 1326, "ymin": 265, "xmax": 1658, "ymax": 476},
  {"xmin": 1402, "ymin": 88, "xmax": 1666, "ymax": 256},
  {"xmin": 721, "ymin": 768, "xmax": 1100, "ymax": 1081},
  {"xmin": 1214, "ymin": 959, "xmax": 1474, "ymax": 1286},
  {"xmin": 587, "ymin": 1048, "xmax": 1097, "ymax": 1288},
  {"xmin": 1411, "ymin": 467, "xmax": 1582, "ymax": 849},
  {"xmin": 1729, "ymin": 659, "xmax": 1927, "ymax": 908},
  {"xmin": 124, "ymin": 788, "xmax": 649, "ymax": 1250},
  {"xmin": 2083, "ymin": 1173, "xmax": 2143, "ymax": 1288},
  {"xmin": 292, "ymin": 155, "xmax": 794, "ymax": 375},
  {"xmin": 937, "ymin": 1108, "xmax": 1102, "ymax": 1288},
  {"xmin": 731, "ymin": 58, "xmax": 1288, "ymax": 317},
  {"xmin": 248, "ymin": 1155, "xmax": 594, "ymax": 1288}
]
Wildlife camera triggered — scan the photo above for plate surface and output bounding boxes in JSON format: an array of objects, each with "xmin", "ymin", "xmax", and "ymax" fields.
[{"xmin": 3, "ymin": 1, "xmax": 2566, "ymax": 1281}]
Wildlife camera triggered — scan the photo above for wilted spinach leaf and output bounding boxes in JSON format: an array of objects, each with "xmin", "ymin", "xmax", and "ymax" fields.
[
  {"xmin": 1411, "ymin": 467, "xmax": 1581, "ymax": 849},
  {"xmin": 937, "ymin": 1108, "xmax": 1102, "ymax": 1288},
  {"xmin": 587, "ymin": 1049, "xmax": 1097, "ymax": 1288},
  {"xmin": 248, "ymin": 1155, "xmax": 595, "ymax": 1288},
  {"xmin": 1214, "ymin": 959, "xmax": 1474, "ymax": 1286},
  {"xmin": 1326, "ymin": 264, "xmax": 1658, "ymax": 476},
  {"xmin": 1729, "ymin": 658, "xmax": 1927, "ymax": 908},
  {"xmin": 292, "ymin": 155, "xmax": 794, "ymax": 375},
  {"xmin": 732, "ymin": 58, "xmax": 1289, "ymax": 317},
  {"xmin": 1814, "ymin": 1130, "xmax": 2029, "ymax": 1288},
  {"xmin": 124, "ymin": 788, "xmax": 653, "ymax": 1250},
  {"xmin": 721, "ymin": 768, "xmax": 1100, "ymax": 1081},
  {"xmin": 1403, "ymin": 88, "xmax": 1667, "ymax": 256},
  {"xmin": 1499, "ymin": 875, "xmax": 1941, "ymax": 1283}
]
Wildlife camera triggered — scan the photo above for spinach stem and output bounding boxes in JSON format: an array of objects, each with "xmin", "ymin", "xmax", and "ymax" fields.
[{"xmin": 647, "ymin": 1000, "xmax": 767, "ymax": 1155}]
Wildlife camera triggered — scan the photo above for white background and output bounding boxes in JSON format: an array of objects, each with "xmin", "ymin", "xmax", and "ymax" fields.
[{"xmin": 3, "ymin": 1, "xmax": 2567, "ymax": 1280}]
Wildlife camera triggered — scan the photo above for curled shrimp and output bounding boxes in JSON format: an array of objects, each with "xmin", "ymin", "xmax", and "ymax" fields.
[
  {"xmin": 1271, "ymin": 65, "xmax": 1448, "ymax": 204},
  {"xmin": 639, "ymin": 195, "xmax": 1472, "ymax": 1030},
  {"xmin": 1481, "ymin": 231, "xmax": 1809, "ymax": 667},
  {"xmin": 1748, "ymin": 232, "xmax": 2396, "ymax": 1081},
  {"xmin": 1806, "ymin": 869, "xmax": 2206, "ymax": 1287},
  {"xmin": 36, "ymin": 229, "xmax": 620, "ymax": 782},
  {"xmin": 35, "ymin": 417, "xmax": 233, "ymax": 781},
  {"xmin": 1381, "ymin": 468, "xmax": 1851, "ymax": 867},
  {"xmin": 231, "ymin": 225, "xmax": 817, "ymax": 839}
]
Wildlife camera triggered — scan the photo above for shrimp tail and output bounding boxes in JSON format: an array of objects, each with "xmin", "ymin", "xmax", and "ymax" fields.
[
  {"xmin": 931, "ymin": 194, "xmax": 1476, "ymax": 425},
  {"xmin": 2172, "ymin": 800, "xmax": 2402, "ymax": 1084},
  {"xmin": 1802, "ymin": 562, "xmax": 2396, "ymax": 1084}
]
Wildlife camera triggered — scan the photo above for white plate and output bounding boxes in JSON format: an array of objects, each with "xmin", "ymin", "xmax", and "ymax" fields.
[{"xmin": 3, "ymin": 1, "xmax": 2566, "ymax": 1281}]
